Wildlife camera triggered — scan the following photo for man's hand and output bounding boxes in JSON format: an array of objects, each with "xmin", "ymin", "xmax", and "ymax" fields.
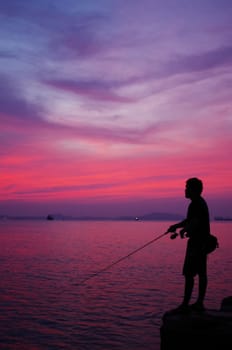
[
  {"xmin": 167, "ymin": 224, "xmax": 178, "ymax": 233},
  {"xmin": 179, "ymin": 228, "xmax": 186, "ymax": 238}
]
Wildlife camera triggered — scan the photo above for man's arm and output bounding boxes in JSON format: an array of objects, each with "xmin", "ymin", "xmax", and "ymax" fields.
[{"xmin": 168, "ymin": 219, "xmax": 188, "ymax": 232}]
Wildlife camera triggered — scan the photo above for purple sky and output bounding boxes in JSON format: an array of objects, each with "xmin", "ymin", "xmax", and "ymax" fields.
[{"xmin": 0, "ymin": 0, "xmax": 232, "ymax": 218}]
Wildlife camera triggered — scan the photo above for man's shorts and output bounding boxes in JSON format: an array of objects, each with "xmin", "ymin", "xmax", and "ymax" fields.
[{"xmin": 183, "ymin": 238, "xmax": 207, "ymax": 277}]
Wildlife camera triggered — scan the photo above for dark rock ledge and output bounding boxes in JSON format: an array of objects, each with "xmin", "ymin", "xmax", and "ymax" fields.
[{"xmin": 160, "ymin": 296, "xmax": 232, "ymax": 350}]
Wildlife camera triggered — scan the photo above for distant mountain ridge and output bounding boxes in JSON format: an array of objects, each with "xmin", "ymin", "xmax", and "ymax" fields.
[
  {"xmin": 139, "ymin": 212, "xmax": 183, "ymax": 221},
  {"xmin": 1, "ymin": 212, "xmax": 183, "ymax": 221}
]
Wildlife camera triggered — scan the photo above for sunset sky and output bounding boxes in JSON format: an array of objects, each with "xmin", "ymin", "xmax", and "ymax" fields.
[{"xmin": 1, "ymin": 0, "xmax": 232, "ymax": 218}]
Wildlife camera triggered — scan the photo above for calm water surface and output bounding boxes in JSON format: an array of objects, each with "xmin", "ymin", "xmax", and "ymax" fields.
[{"xmin": 0, "ymin": 220, "xmax": 231, "ymax": 349}]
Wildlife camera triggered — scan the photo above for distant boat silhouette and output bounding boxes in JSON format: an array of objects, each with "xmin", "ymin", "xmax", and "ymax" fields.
[{"xmin": 46, "ymin": 215, "xmax": 54, "ymax": 220}]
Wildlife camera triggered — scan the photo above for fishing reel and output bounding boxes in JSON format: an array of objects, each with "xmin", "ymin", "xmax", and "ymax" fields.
[
  {"xmin": 169, "ymin": 230, "xmax": 186, "ymax": 239},
  {"xmin": 170, "ymin": 232, "xmax": 179, "ymax": 239}
]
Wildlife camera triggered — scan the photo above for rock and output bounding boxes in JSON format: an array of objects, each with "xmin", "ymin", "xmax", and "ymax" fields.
[
  {"xmin": 160, "ymin": 297, "xmax": 232, "ymax": 350},
  {"xmin": 221, "ymin": 296, "xmax": 232, "ymax": 312}
]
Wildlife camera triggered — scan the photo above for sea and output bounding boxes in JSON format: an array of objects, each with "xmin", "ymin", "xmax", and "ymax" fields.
[{"xmin": 0, "ymin": 220, "xmax": 231, "ymax": 350}]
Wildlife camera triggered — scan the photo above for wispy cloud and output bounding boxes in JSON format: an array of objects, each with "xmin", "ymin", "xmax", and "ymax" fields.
[
  {"xmin": 44, "ymin": 78, "xmax": 136, "ymax": 103},
  {"xmin": 0, "ymin": 75, "xmax": 44, "ymax": 124},
  {"xmin": 166, "ymin": 45, "xmax": 232, "ymax": 76}
]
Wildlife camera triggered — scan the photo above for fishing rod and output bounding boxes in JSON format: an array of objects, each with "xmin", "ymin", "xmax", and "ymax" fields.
[{"xmin": 75, "ymin": 230, "xmax": 170, "ymax": 286}]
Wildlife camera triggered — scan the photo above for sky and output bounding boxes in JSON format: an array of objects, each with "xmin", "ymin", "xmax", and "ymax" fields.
[{"xmin": 0, "ymin": 0, "xmax": 232, "ymax": 218}]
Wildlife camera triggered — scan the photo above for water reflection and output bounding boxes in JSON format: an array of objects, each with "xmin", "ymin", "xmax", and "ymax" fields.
[{"xmin": 0, "ymin": 220, "xmax": 231, "ymax": 349}]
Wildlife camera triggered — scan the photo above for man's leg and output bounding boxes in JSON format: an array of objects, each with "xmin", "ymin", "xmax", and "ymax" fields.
[
  {"xmin": 197, "ymin": 273, "xmax": 207, "ymax": 305},
  {"xmin": 193, "ymin": 255, "xmax": 207, "ymax": 309},
  {"xmin": 183, "ymin": 275, "xmax": 194, "ymax": 306}
]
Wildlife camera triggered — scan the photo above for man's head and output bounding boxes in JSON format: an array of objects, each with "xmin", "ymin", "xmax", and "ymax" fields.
[{"xmin": 185, "ymin": 177, "xmax": 203, "ymax": 199}]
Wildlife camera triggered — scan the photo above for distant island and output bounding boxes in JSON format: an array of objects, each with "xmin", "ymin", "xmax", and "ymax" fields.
[
  {"xmin": 1, "ymin": 212, "xmax": 183, "ymax": 221},
  {"xmin": 214, "ymin": 216, "xmax": 232, "ymax": 221},
  {"xmin": 44, "ymin": 212, "xmax": 184, "ymax": 221}
]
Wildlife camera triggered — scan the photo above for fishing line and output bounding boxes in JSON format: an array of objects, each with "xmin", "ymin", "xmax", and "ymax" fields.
[{"xmin": 75, "ymin": 231, "xmax": 169, "ymax": 286}]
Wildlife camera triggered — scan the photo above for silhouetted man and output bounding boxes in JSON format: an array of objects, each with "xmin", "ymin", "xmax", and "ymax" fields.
[{"xmin": 168, "ymin": 177, "xmax": 210, "ymax": 312}]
